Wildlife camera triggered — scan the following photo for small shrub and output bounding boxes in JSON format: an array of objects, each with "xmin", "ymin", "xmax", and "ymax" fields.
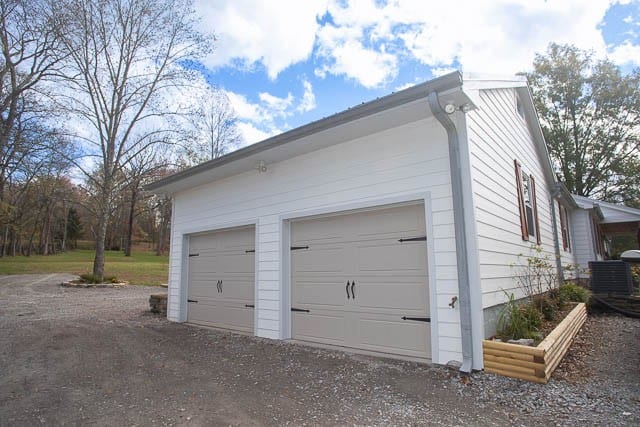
[
  {"xmin": 559, "ymin": 282, "xmax": 591, "ymax": 303},
  {"xmin": 532, "ymin": 294, "xmax": 557, "ymax": 321},
  {"xmin": 547, "ymin": 287, "xmax": 567, "ymax": 309},
  {"xmin": 497, "ymin": 293, "xmax": 542, "ymax": 341},
  {"xmin": 631, "ymin": 265, "xmax": 640, "ymax": 293},
  {"xmin": 79, "ymin": 273, "xmax": 119, "ymax": 284}
]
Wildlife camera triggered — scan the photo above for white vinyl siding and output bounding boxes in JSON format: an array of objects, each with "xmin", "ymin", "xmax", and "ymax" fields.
[
  {"xmin": 466, "ymin": 88, "xmax": 558, "ymax": 311},
  {"xmin": 167, "ymin": 117, "xmax": 462, "ymax": 364}
]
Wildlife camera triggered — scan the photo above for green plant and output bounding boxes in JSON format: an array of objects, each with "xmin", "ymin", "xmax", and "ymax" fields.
[
  {"xmin": 497, "ymin": 293, "xmax": 543, "ymax": 341},
  {"xmin": 558, "ymin": 282, "xmax": 591, "ymax": 303},
  {"xmin": 631, "ymin": 265, "xmax": 640, "ymax": 286},
  {"xmin": 512, "ymin": 245, "xmax": 559, "ymax": 304},
  {"xmin": 532, "ymin": 294, "xmax": 556, "ymax": 321},
  {"xmin": 79, "ymin": 273, "xmax": 118, "ymax": 284}
]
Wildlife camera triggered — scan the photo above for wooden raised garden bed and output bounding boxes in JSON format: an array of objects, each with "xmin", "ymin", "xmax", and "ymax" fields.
[{"xmin": 483, "ymin": 302, "xmax": 587, "ymax": 384}]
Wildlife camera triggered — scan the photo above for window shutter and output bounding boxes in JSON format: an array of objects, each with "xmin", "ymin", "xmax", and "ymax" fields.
[
  {"xmin": 565, "ymin": 206, "xmax": 571, "ymax": 251},
  {"xmin": 530, "ymin": 175, "xmax": 541, "ymax": 245},
  {"xmin": 514, "ymin": 160, "xmax": 528, "ymax": 240},
  {"xmin": 558, "ymin": 201, "xmax": 567, "ymax": 250}
]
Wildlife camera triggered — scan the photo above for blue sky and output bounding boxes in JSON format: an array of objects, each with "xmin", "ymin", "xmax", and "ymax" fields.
[{"xmin": 191, "ymin": 0, "xmax": 640, "ymax": 146}]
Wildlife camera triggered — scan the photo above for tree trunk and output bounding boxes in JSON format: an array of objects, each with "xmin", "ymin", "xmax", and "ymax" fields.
[
  {"xmin": 61, "ymin": 204, "xmax": 68, "ymax": 252},
  {"xmin": 124, "ymin": 185, "xmax": 138, "ymax": 257},
  {"xmin": 93, "ymin": 208, "xmax": 109, "ymax": 281}
]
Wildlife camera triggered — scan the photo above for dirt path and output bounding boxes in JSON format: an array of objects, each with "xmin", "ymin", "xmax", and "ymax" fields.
[{"xmin": 1, "ymin": 274, "xmax": 638, "ymax": 426}]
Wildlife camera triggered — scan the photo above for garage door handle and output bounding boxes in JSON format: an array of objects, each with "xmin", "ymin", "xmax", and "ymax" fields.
[
  {"xmin": 401, "ymin": 316, "xmax": 430, "ymax": 322},
  {"xmin": 216, "ymin": 280, "xmax": 222, "ymax": 293},
  {"xmin": 346, "ymin": 281, "xmax": 351, "ymax": 299},
  {"xmin": 219, "ymin": 280, "xmax": 223, "ymax": 293},
  {"xmin": 351, "ymin": 281, "xmax": 355, "ymax": 300}
]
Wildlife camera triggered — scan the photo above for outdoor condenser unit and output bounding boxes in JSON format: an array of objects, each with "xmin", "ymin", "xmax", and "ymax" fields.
[{"xmin": 589, "ymin": 260, "xmax": 633, "ymax": 295}]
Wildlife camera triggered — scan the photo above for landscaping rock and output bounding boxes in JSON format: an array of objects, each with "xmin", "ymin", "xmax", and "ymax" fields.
[
  {"xmin": 60, "ymin": 280, "xmax": 128, "ymax": 288},
  {"xmin": 149, "ymin": 293, "xmax": 167, "ymax": 314},
  {"xmin": 507, "ymin": 338, "xmax": 535, "ymax": 346}
]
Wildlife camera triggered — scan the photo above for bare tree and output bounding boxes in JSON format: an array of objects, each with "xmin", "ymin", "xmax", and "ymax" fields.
[
  {"xmin": 0, "ymin": 0, "xmax": 64, "ymax": 199},
  {"xmin": 52, "ymin": 0, "xmax": 210, "ymax": 280},
  {"xmin": 181, "ymin": 87, "xmax": 241, "ymax": 165},
  {"xmin": 122, "ymin": 147, "xmax": 167, "ymax": 256}
]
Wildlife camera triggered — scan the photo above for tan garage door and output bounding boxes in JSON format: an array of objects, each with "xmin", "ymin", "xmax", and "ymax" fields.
[
  {"xmin": 291, "ymin": 203, "xmax": 430, "ymax": 360},
  {"xmin": 187, "ymin": 226, "xmax": 255, "ymax": 333}
]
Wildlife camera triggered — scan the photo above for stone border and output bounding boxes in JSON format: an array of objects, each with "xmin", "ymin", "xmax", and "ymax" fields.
[
  {"xmin": 483, "ymin": 302, "xmax": 587, "ymax": 384},
  {"xmin": 61, "ymin": 280, "xmax": 129, "ymax": 288}
]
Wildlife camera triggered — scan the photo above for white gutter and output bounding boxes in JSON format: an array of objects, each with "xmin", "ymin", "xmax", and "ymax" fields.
[{"xmin": 428, "ymin": 92, "xmax": 474, "ymax": 374}]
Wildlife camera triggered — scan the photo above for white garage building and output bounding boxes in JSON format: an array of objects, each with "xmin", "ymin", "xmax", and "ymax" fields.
[{"xmin": 148, "ymin": 72, "xmax": 586, "ymax": 372}]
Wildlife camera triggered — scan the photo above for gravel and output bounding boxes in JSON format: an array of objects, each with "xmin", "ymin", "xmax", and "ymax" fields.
[{"xmin": 1, "ymin": 274, "xmax": 638, "ymax": 426}]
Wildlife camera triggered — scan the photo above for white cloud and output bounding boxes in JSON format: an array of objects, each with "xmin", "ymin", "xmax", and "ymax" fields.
[
  {"xmin": 297, "ymin": 79, "xmax": 316, "ymax": 113},
  {"xmin": 235, "ymin": 121, "xmax": 278, "ymax": 145},
  {"xmin": 609, "ymin": 40, "xmax": 640, "ymax": 65},
  {"xmin": 195, "ymin": 0, "xmax": 326, "ymax": 79},
  {"xmin": 315, "ymin": 22, "xmax": 398, "ymax": 88},
  {"xmin": 258, "ymin": 91, "xmax": 294, "ymax": 114},
  {"xmin": 317, "ymin": 0, "xmax": 620, "ymax": 77},
  {"xmin": 223, "ymin": 80, "xmax": 316, "ymax": 145},
  {"xmin": 195, "ymin": 0, "xmax": 639, "ymax": 92}
]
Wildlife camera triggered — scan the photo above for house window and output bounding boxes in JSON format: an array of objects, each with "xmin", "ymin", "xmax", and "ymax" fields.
[
  {"xmin": 514, "ymin": 159, "xmax": 541, "ymax": 244},
  {"xmin": 558, "ymin": 202, "xmax": 571, "ymax": 252}
]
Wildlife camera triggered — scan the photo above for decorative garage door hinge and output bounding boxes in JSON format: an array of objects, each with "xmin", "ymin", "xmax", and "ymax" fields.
[
  {"xmin": 401, "ymin": 316, "xmax": 430, "ymax": 322},
  {"xmin": 188, "ymin": 253, "xmax": 199, "ymax": 257},
  {"xmin": 245, "ymin": 249, "xmax": 255, "ymax": 253},
  {"xmin": 291, "ymin": 307, "xmax": 310, "ymax": 312},
  {"xmin": 398, "ymin": 236, "xmax": 427, "ymax": 243},
  {"xmin": 187, "ymin": 299, "xmax": 198, "ymax": 303},
  {"xmin": 290, "ymin": 246, "xmax": 309, "ymax": 251},
  {"xmin": 245, "ymin": 304, "xmax": 255, "ymax": 308}
]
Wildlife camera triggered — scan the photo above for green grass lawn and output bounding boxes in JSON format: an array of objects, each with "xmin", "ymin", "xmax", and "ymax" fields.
[{"xmin": 0, "ymin": 250, "xmax": 169, "ymax": 286}]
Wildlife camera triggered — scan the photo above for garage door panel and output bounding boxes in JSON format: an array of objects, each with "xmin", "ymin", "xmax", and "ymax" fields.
[
  {"xmin": 291, "ymin": 215, "xmax": 345, "ymax": 244},
  {"xmin": 357, "ymin": 316, "xmax": 430, "ymax": 358},
  {"xmin": 220, "ymin": 253, "xmax": 254, "ymax": 274},
  {"xmin": 354, "ymin": 281, "xmax": 428, "ymax": 312},
  {"xmin": 187, "ymin": 280, "xmax": 221, "ymax": 298},
  {"xmin": 219, "ymin": 277, "xmax": 254, "ymax": 301},
  {"xmin": 187, "ymin": 300, "xmax": 219, "ymax": 324},
  {"xmin": 214, "ymin": 303, "xmax": 254, "ymax": 333},
  {"xmin": 354, "ymin": 205, "xmax": 425, "ymax": 239},
  {"xmin": 292, "ymin": 246, "xmax": 346, "ymax": 274},
  {"xmin": 294, "ymin": 279, "xmax": 348, "ymax": 308},
  {"xmin": 292, "ymin": 312, "xmax": 348, "ymax": 346},
  {"xmin": 357, "ymin": 242, "xmax": 427, "ymax": 273}
]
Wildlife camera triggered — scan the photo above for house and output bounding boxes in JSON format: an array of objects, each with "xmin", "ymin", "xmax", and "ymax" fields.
[
  {"xmin": 570, "ymin": 195, "xmax": 640, "ymax": 279},
  {"xmin": 148, "ymin": 72, "xmax": 639, "ymax": 372}
]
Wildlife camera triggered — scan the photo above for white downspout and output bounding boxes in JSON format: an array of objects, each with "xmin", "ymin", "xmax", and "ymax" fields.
[
  {"xmin": 428, "ymin": 92, "xmax": 474, "ymax": 374},
  {"xmin": 550, "ymin": 184, "xmax": 565, "ymax": 283}
]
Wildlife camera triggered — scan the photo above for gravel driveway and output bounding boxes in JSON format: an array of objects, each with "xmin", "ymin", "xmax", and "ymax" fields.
[{"xmin": 0, "ymin": 274, "xmax": 638, "ymax": 426}]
